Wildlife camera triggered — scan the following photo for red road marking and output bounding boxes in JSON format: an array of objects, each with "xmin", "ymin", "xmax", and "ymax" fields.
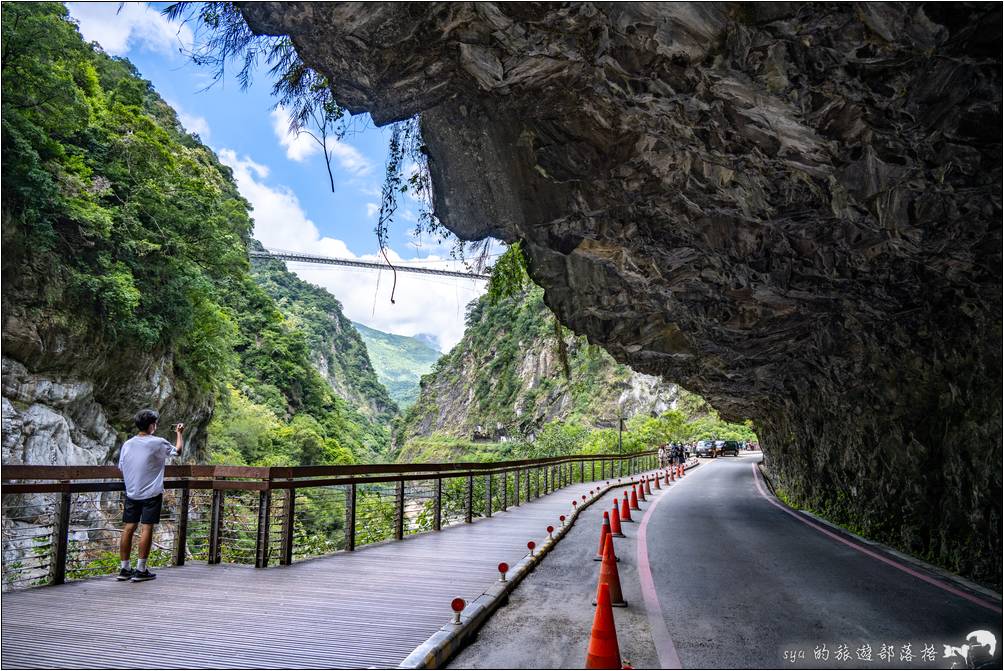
[
  {"xmin": 751, "ymin": 462, "xmax": 1002, "ymax": 615},
  {"xmin": 637, "ymin": 472, "xmax": 687, "ymax": 669}
]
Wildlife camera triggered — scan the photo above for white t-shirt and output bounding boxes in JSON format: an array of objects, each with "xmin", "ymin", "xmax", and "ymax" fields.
[{"xmin": 118, "ymin": 434, "xmax": 177, "ymax": 500}]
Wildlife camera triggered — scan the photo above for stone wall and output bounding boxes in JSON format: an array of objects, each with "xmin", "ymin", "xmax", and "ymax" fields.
[{"xmin": 240, "ymin": 2, "xmax": 1002, "ymax": 587}]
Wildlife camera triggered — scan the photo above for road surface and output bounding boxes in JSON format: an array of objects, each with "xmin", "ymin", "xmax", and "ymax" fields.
[{"xmin": 450, "ymin": 455, "xmax": 1002, "ymax": 669}]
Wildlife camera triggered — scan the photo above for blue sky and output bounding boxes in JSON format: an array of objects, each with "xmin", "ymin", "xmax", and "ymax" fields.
[{"xmin": 66, "ymin": 2, "xmax": 491, "ymax": 350}]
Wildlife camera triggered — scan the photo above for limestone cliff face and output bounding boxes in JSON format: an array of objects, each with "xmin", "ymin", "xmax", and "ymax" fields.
[
  {"xmin": 241, "ymin": 2, "xmax": 1002, "ymax": 586},
  {"xmin": 399, "ymin": 288, "xmax": 679, "ymax": 443},
  {"xmin": 1, "ymin": 314, "xmax": 211, "ymax": 467}
]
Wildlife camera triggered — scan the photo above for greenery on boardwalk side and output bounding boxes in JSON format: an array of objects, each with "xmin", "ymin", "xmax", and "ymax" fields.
[
  {"xmin": 2, "ymin": 3, "xmax": 392, "ymax": 467},
  {"xmin": 1, "ymin": 4, "xmax": 404, "ymax": 570}
]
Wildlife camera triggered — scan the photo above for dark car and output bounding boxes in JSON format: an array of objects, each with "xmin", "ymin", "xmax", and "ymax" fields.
[{"xmin": 720, "ymin": 440, "xmax": 741, "ymax": 456}]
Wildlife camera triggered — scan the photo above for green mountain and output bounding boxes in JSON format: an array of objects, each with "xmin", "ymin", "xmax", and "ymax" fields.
[
  {"xmin": 254, "ymin": 253, "xmax": 396, "ymax": 423},
  {"xmin": 1, "ymin": 3, "xmax": 391, "ymax": 467},
  {"xmin": 395, "ymin": 286, "xmax": 682, "ymax": 460},
  {"xmin": 352, "ymin": 322, "xmax": 441, "ymax": 409}
]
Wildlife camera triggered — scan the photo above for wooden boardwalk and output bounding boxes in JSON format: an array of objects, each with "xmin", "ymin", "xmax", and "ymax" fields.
[{"xmin": 1, "ymin": 477, "xmax": 629, "ymax": 669}]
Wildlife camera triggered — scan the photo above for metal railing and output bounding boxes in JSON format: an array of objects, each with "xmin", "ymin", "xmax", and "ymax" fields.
[{"xmin": 1, "ymin": 450, "xmax": 657, "ymax": 590}]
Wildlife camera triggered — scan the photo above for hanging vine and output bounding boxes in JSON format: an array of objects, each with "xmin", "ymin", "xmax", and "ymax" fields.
[
  {"xmin": 164, "ymin": 2, "xmax": 347, "ymax": 193},
  {"xmin": 167, "ymin": 3, "xmax": 514, "ymax": 305}
]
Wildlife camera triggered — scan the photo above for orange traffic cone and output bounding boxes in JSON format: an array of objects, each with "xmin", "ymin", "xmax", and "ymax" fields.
[
  {"xmin": 644, "ymin": 477, "xmax": 652, "ymax": 496},
  {"xmin": 586, "ymin": 583, "xmax": 622, "ymax": 669},
  {"xmin": 679, "ymin": 464, "xmax": 684, "ymax": 478},
  {"xmin": 630, "ymin": 486, "xmax": 640, "ymax": 510},
  {"xmin": 637, "ymin": 481, "xmax": 646, "ymax": 502},
  {"xmin": 610, "ymin": 501, "xmax": 625, "ymax": 537},
  {"xmin": 593, "ymin": 534, "xmax": 627, "ymax": 607},
  {"xmin": 595, "ymin": 513, "xmax": 611, "ymax": 561},
  {"xmin": 620, "ymin": 492, "xmax": 633, "ymax": 522},
  {"xmin": 654, "ymin": 473, "xmax": 662, "ymax": 490}
]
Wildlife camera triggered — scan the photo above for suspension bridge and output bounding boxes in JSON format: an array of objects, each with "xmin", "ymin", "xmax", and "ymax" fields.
[{"xmin": 249, "ymin": 248, "xmax": 491, "ymax": 281}]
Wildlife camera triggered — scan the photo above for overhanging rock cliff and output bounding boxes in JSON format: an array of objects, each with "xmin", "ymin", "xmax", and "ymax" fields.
[{"xmin": 239, "ymin": 2, "xmax": 1003, "ymax": 586}]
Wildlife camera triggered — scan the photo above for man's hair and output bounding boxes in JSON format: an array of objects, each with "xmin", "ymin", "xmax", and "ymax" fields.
[{"xmin": 134, "ymin": 409, "xmax": 159, "ymax": 433}]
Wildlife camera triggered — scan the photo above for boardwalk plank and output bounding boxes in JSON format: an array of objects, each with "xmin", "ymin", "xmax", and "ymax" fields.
[{"xmin": 2, "ymin": 476, "xmax": 638, "ymax": 668}]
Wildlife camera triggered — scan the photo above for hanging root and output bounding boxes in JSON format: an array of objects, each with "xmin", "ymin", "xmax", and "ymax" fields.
[{"xmin": 380, "ymin": 247, "xmax": 398, "ymax": 304}]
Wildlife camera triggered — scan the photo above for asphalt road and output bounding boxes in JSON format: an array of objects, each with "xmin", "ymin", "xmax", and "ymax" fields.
[{"xmin": 448, "ymin": 455, "xmax": 1002, "ymax": 669}]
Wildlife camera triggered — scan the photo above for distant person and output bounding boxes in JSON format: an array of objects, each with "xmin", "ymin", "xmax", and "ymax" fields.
[
  {"xmin": 118, "ymin": 409, "xmax": 185, "ymax": 582},
  {"xmin": 658, "ymin": 445, "xmax": 667, "ymax": 468}
]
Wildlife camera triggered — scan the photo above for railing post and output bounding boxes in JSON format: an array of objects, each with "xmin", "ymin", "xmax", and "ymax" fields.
[
  {"xmin": 255, "ymin": 488, "xmax": 271, "ymax": 569},
  {"xmin": 280, "ymin": 487, "xmax": 295, "ymax": 564},
  {"xmin": 51, "ymin": 489, "xmax": 71, "ymax": 585},
  {"xmin": 174, "ymin": 482, "xmax": 189, "ymax": 567},
  {"xmin": 591, "ymin": 459, "xmax": 596, "ymax": 482},
  {"xmin": 535, "ymin": 467, "xmax": 541, "ymax": 498},
  {"xmin": 395, "ymin": 479, "xmax": 405, "ymax": 540},
  {"xmin": 579, "ymin": 460, "xmax": 584, "ymax": 483},
  {"xmin": 433, "ymin": 477, "xmax": 442, "ymax": 531},
  {"xmin": 514, "ymin": 469, "xmax": 521, "ymax": 506},
  {"xmin": 485, "ymin": 473, "xmax": 493, "ymax": 518},
  {"xmin": 465, "ymin": 475, "xmax": 474, "ymax": 523},
  {"xmin": 501, "ymin": 471, "xmax": 508, "ymax": 511},
  {"xmin": 208, "ymin": 489, "xmax": 224, "ymax": 565},
  {"xmin": 346, "ymin": 483, "xmax": 357, "ymax": 550}
]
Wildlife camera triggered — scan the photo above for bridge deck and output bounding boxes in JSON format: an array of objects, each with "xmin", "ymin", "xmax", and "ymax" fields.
[{"xmin": 1, "ymin": 478, "xmax": 616, "ymax": 669}]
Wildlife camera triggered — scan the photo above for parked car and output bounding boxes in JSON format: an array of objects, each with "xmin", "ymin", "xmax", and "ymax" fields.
[
  {"xmin": 695, "ymin": 440, "xmax": 716, "ymax": 458},
  {"xmin": 720, "ymin": 440, "xmax": 741, "ymax": 456}
]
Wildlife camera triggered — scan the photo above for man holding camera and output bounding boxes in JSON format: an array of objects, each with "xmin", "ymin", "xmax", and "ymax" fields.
[{"xmin": 117, "ymin": 409, "xmax": 185, "ymax": 582}]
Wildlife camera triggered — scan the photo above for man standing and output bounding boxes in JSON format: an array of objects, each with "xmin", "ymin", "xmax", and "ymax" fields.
[{"xmin": 117, "ymin": 409, "xmax": 184, "ymax": 582}]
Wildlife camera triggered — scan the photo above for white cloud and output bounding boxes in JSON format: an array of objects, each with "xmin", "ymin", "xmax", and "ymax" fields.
[
  {"xmin": 271, "ymin": 106, "xmax": 372, "ymax": 175},
  {"xmin": 68, "ymin": 2, "xmax": 193, "ymax": 57},
  {"xmin": 328, "ymin": 138, "xmax": 372, "ymax": 175},
  {"xmin": 166, "ymin": 99, "xmax": 210, "ymax": 140},
  {"xmin": 366, "ymin": 203, "xmax": 380, "ymax": 218},
  {"xmin": 270, "ymin": 107, "xmax": 320, "ymax": 162},
  {"xmin": 218, "ymin": 149, "xmax": 484, "ymax": 351},
  {"xmin": 179, "ymin": 112, "xmax": 210, "ymax": 139}
]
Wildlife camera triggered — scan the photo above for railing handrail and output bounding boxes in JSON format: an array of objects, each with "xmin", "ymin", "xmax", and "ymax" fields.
[
  {"xmin": 2, "ymin": 448, "xmax": 664, "ymax": 587},
  {"xmin": 0, "ymin": 448, "xmax": 658, "ymax": 490}
]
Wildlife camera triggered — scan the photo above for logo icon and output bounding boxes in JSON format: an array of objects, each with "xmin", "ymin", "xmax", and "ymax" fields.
[{"xmin": 943, "ymin": 630, "xmax": 997, "ymax": 669}]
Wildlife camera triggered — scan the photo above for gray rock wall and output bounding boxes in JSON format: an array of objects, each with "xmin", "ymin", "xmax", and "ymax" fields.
[{"xmin": 241, "ymin": 2, "xmax": 1002, "ymax": 587}]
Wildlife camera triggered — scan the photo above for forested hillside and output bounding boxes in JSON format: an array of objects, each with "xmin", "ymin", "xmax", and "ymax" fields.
[
  {"xmin": 1, "ymin": 3, "xmax": 391, "ymax": 467},
  {"xmin": 352, "ymin": 321, "xmax": 440, "ymax": 409},
  {"xmin": 396, "ymin": 286, "xmax": 756, "ymax": 462},
  {"xmin": 252, "ymin": 250, "xmax": 396, "ymax": 422}
]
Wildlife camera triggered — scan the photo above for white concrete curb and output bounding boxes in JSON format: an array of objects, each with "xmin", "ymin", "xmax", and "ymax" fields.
[{"xmin": 398, "ymin": 463, "xmax": 698, "ymax": 669}]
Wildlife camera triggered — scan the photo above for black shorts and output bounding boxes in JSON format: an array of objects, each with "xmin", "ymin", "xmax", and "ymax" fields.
[{"xmin": 123, "ymin": 494, "xmax": 163, "ymax": 525}]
